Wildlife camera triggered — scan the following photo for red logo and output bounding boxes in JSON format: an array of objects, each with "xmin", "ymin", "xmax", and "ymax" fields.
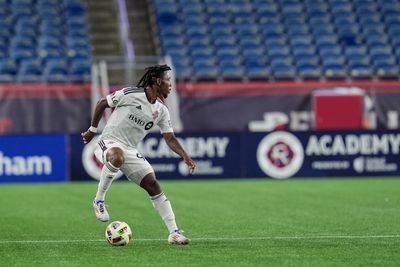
[
  {"xmin": 152, "ymin": 110, "xmax": 159, "ymax": 119},
  {"xmin": 267, "ymin": 141, "xmax": 294, "ymax": 168}
]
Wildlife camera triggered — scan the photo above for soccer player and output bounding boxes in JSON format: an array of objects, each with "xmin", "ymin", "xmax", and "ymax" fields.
[{"xmin": 81, "ymin": 64, "xmax": 196, "ymax": 245}]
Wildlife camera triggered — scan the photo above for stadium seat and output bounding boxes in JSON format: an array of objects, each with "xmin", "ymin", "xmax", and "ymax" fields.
[
  {"xmin": 0, "ymin": 59, "xmax": 18, "ymax": 75},
  {"xmin": 194, "ymin": 65, "xmax": 220, "ymax": 81},
  {"xmin": 152, "ymin": 0, "xmax": 400, "ymax": 81},
  {"xmin": 298, "ymin": 64, "xmax": 323, "ymax": 80},
  {"xmin": 375, "ymin": 64, "xmax": 399, "ymax": 79},
  {"xmin": 221, "ymin": 65, "xmax": 245, "ymax": 81},
  {"xmin": 17, "ymin": 60, "xmax": 42, "ymax": 83},
  {"xmin": 247, "ymin": 66, "xmax": 270, "ymax": 81},
  {"xmin": 69, "ymin": 59, "xmax": 91, "ymax": 83},
  {"xmin": 0, "ymin": 0, "xmax": 91, "ymax": 83},
  {"xmin": 324, "ymin": 65, "xmax": 348, "ymax": 80}
]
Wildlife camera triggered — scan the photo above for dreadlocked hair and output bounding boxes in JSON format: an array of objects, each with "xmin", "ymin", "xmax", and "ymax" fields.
[{"xmin": 136, "ymin": 64, "xmax": 171, "ymax": 88}]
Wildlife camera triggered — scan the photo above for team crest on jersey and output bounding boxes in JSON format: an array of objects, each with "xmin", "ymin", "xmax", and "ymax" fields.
[{"xmin": 152, "ymin": 110, "xmax": 159, "ymax": 119}]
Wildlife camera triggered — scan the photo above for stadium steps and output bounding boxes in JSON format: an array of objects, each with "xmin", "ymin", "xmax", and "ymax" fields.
[
  {"xmin": 85, "ymin": 0, "xmax": 123, "ymax": 57},
  {"xmin": 126, "ymin": 0, "xmax": 157, "ymax": 56}
]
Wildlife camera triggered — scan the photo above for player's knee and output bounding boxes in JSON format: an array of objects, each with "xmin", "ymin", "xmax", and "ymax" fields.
[
  {"xmin": 140, "ymin": 174, "xmax": 161, "ymax": 195},
  {"xmin": 106, "ymin": 148, "xmax": 125, "ymax": 168}
]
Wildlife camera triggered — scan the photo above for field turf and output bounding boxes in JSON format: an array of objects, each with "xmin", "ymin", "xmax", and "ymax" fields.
[{"xmin": 0, "ymin": 178, "xmax": 399, "ymax": 266}]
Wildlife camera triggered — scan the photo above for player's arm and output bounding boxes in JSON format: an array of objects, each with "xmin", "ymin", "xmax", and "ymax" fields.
[
  {"xmin": 163, "ymin": 132, "xmax": 196, "ymax": 174},
  {"xmin": 81, "ymin": 97, "xmax": 110, "ymax": 144}
]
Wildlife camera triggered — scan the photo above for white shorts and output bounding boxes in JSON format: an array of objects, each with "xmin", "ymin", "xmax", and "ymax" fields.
[{"xmin": 94, "ymin": 139, "xmax": 154, "ymax": 185}]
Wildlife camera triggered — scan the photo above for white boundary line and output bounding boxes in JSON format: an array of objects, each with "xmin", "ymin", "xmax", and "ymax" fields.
[{"xmin": 0, "ymin": 235, "xmax": 400, "ymax": 244}]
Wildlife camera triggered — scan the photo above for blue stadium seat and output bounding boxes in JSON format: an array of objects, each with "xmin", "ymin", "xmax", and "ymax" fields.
[
  {"xmin": 17, "ymin": 60, "xmax": 42, "ymax": 83},
  {"xmin": 190, "ymin": 46, "xmax": 213, "ymax": 58},
  {"xmin": 216, "ymin": 46, "xmax": 240, "ymax": 58},
  {"xmin": 349, "ymin": 65, "xmax": 374, "ymax": 79},
  {"xmin": 375, "ymin": 64, "xmax": 399, "ymax": 79},
  {"xmin": 239, "ymin": 36, "xmax": 262, "ymax": 47},
  {"xmin": 9, "ymin": 36, "xmax": 35, "ymax": 50},
  {"xmin": 298, "ymin": 64, "xmax": 322, "ymax": 80},
  {"xmin": 213, "ymin": 36, "xmax": 236, "ymax": 48},
  {"xmin": 185, "ymin": 14, "xmax": 207, "ymax": 25},
  {"xmin": 369, "ymin": 45, "xmax": 393, "ymax": 59},
  {"xmin": 193, "ymin": 57, "xmax": 216, "ymax": 69},
  {"xmin": 265, "ymin": 37, "xmax": 287, "ymax": 47},
  {"xmin": 0, "ymin": 0, "xmax": 92, "ymax": 83},
  {"xmin": 271, "ymin": 64, "xmax": 297, "ymax": 80},
  {"xmin": 290, "ymin": 35, "xmax": 313, "ymax": 46},
  {"xmin": 287, "ymin": 25, "xmax": 310, "ymax": 37},
  {"xmin": 315, "ymin": 35, "xmax": 338, "ymax": 47},
  {"xmin": 366, "ymin": 34, "xmax": 389, "ymax": 47},
  {"xmin": 323, "ymin": 64, "xmax": 348, "ymax": 80},
  {"xmin": 0, "ymin": 74, "xmax": 15, "ymax": 83},
  {"xmin": 187, "ymin": 36, "xmax": 211, "ymax": 47},
  {"xmin": 10, "ymin": 48, "xmax": 36, "ymax": 64},
  {"xmin": 372, "ymin": 54, "xmax": 396, "ymax": 67},
  {"xmin": 0, "ymin": 59, "xmax": 18, "ymax": 75},
  {"xmin": 194, "ymin": 65, "xmax": 219, "ymax": 81},
  {"xmin": 292, "ymin": 45, "xmax": 316, "ymax": 58},
  {"xmin": 312, "ymin": 24, "xmax": 336, "ymax": 35},
  {"xmin": 296, "ymin": 55, "xmax": 320, "ymax": 68},
  {"xmin": 153, "ymin": 0, "xmax": 400, "ymax": 81},
  {"xmin": 247, "ymin": 66, "xmax": 270, "ymax": 81},
  {"xmin": 69, "ymin": 59, "xmax": 91, "ymax": 83},
  {"xmin": 221, "ymin": 65, "xmax": 245, "ymax": 81},
  {"xmin": 43, "ymin": 65, "xmax": 69, "ymax": 83}
]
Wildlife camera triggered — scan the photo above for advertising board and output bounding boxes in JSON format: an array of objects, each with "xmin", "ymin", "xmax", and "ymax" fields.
[{"xmin": 0, "ymin": 135, "xmax": 68, "ymax": 183}]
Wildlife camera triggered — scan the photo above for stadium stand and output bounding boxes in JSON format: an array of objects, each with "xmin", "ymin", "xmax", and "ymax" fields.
[
  {"xmin": 152, "ymin": 0, "xmax": 400, "ymax": 82},
  {"xmin": 0, "ymin": 0, "xmax": 91, "ymax": 83}
]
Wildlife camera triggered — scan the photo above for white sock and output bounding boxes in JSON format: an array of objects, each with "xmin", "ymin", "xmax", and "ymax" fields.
[
  {"xmin": 151, "ymin": 192, "xmax": 178, "ymax": 233},
  {"xmin": 95, "ymin": 161, "xmax": 119, "ymax": 201}
]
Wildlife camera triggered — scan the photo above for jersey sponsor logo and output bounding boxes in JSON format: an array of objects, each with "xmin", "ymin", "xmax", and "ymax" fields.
[
  {"xmin": 128, "ymin": 114, "xmax": 146, "ymax": 126},
  {"xmin": 145, "ymin": 122, "xmax": 154, "ymax": 130},
  {"xmin": 257, "ymin": 131, "xmax": 304, "ymax": 179},
  {"xmin": 127, "ymin": 114, "xmax": 154, "ymax": 130},
  {"xmin": 136, "ymin": 105, "xmax": 142, "ymax": 110}
]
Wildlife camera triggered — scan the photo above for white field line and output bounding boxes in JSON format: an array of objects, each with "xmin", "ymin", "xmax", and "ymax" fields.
[{"xmin": 0, "ymin": 235, "xmax": 400, "ymax": 244}]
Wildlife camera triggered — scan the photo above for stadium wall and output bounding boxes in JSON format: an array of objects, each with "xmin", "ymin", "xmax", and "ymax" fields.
[
  {"xmin": 1, "ymin": 81, "xmax": 400, "ymax": 183},
  {"xmin": 0, "ymin": 84, "xmax": 91, "ymax": 134},
  {"xmin": 1, "ymin": 81, "xmax": 400, "ymax": 134},
  {"xmin": 177, "ymin": 80, "xmax": 400, "ymax": 131},
  {"xmin": 1, "ymin": 130, "xmax": 399, "ymax": 183}
]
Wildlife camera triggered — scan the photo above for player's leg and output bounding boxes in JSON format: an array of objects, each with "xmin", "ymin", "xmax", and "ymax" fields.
[
  {"xmin": 122, "ymin": 149, "xmax": 190, "ymax": 244},
  {"xmin": 139, "ymin": 173, "xmax": 191, "ymax": 245},
  {"xmin": 93, "ymin": 144, "xmax": 125, "ymax": 222}
]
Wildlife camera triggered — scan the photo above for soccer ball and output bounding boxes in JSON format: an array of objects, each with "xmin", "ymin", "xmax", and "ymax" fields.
[{"xmin": 105, "ymin": 221, "xmax": 132, "ymax": 246}]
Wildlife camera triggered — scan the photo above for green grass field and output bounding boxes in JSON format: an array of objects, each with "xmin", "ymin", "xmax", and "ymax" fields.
[{"xmin": 0, "ymin": 178, "xmax": 399, "ymax": 266}]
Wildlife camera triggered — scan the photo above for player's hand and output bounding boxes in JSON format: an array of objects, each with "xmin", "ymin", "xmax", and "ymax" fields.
[
  {"xmin": 184, "ymin": 157, "xmax": 196, "ymax": 175},
  {"xmin": 81, "ymin": 130, "xmax": 95, "ymax": 144}
]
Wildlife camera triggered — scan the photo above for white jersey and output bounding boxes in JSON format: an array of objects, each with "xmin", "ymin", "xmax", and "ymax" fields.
[{"xmin": 100, "ymin": 87, "xmax": 173, "ymax": 148}]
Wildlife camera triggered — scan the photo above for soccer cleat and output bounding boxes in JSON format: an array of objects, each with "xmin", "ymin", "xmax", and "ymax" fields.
[
  {"xmin": 93, "ymin": 199, "xmax": 109, "ymax": 222},
  {"xmin": 168, "ymin": 229, "xmax": 191, "ymax": 245}
]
